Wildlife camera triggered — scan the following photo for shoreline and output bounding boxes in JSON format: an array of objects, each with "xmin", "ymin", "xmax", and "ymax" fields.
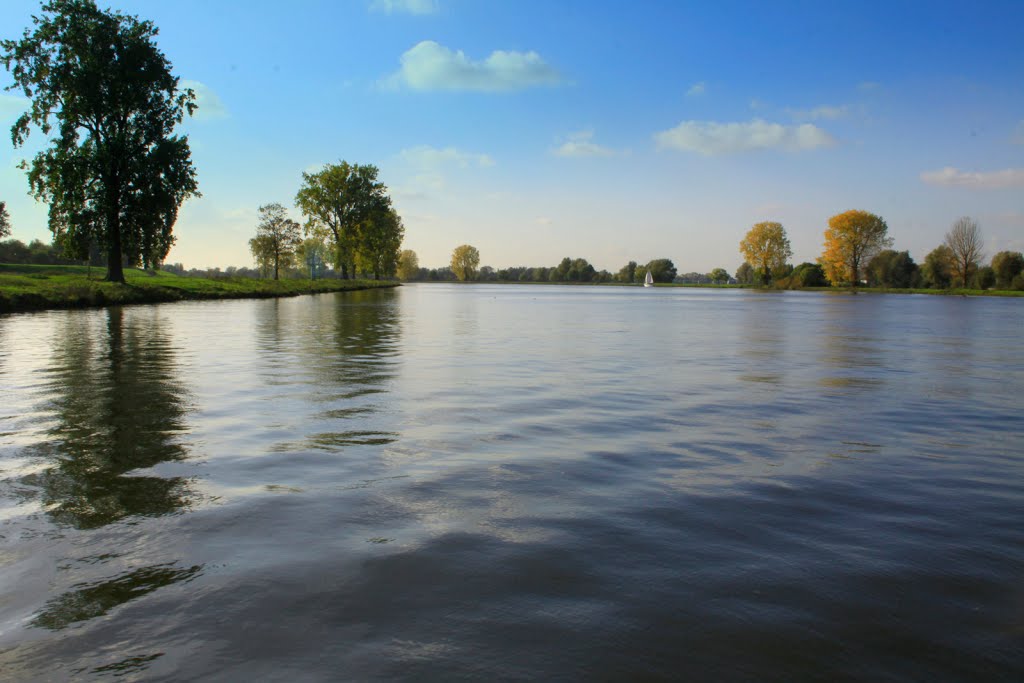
[
  {"xmin": 404, "ymin": 280, "xmax": 1024, "ymax": 297},
  {"xmin": 0, "ymin": 264, "xmax": 399, "ymax": 315}
]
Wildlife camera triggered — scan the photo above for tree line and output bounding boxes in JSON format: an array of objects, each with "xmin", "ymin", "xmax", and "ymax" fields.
[
  {"xmin": 395, "ymin": 247, "xmax": 683, "ymax": 285},
  {"xmin": 737, "ymin": 210, "xmax": 1024, "ymax": 291}
]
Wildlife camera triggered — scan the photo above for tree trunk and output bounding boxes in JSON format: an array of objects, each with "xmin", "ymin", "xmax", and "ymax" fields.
[{"xmin": 105, "ymin": 214, "xmax": 125, "ymax": 283}]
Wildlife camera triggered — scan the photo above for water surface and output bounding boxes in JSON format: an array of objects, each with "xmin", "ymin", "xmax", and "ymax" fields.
[{"xmin": 1, "ymin": 285, "xmax": 1022, "ymax": 680}]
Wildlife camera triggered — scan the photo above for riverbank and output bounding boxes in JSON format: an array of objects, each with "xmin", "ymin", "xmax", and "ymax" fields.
[
  {"xmin": 413, "ymin": 280, "xmax": 1023, "ymax": 296},
  {"xmin": 0, "ymin": 264, "xmax": 399, "ymax": 314}
]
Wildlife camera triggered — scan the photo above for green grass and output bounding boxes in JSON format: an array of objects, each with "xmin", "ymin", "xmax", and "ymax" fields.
[{"xmin": 0, "ymin": 263, "xmax": 399, "ymax": 314}]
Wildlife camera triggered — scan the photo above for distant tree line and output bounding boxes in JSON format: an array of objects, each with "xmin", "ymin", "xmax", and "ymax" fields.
[{"xmin": 736, "ymin": 211, "xmax": 1024, "ymax": 291}]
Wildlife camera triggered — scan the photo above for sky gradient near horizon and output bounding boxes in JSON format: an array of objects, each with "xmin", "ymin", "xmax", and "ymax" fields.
[{"xmin": 1, "ymin": 0, "xmax": 1022, "ymax": 273}]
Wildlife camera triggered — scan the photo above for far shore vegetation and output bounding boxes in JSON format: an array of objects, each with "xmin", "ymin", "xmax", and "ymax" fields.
[{"xmin": 1, "ymin": 2, "xmax": 1021, "ymax": 316}]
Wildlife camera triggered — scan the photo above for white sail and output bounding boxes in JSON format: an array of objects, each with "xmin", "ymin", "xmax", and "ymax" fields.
[{"xmin": 644, "ymin": 271, "xmax": 654, "ymax": 287}]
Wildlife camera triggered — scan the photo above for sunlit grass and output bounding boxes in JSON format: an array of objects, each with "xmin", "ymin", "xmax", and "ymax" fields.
[{"xmin": 0, "ymin": 263, "xmax": 398, "ymax": 313}]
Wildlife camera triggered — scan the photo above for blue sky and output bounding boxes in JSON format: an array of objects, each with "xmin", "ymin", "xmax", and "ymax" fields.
[{"xmin": 1, "ymin": 0, "xmax": 1022, "ymax": 272}]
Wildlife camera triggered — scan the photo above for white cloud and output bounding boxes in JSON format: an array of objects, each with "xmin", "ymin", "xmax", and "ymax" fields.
[
  {"xmin": 553, "ymin": 130, "xmax": 615, "ymax": 158},
  {"xmin": 686, "ymin": 81, "xmax": 706, "ymax": 97},
  {"xmin": 399, "ymin": 145, "xmax": 494, "ymax": 168},
  {"xmin": 369, "ymin": 0, "xmax": 438, "ymax": 14},
  {"xmin": 383, "ymin": 40, "xmax": 561, "ymax": 92},
  {"xmin": 535, "ymin": 216, "xmax": 552, "ymax": 225},
  {"xmin": 920, "ymin": 166, "xmax": 1024, "ymax": 189},
  {"xmin": 181, "ymin": 80, "xmax": 228, "ymax": 120},
  {"xmin": 789, "ymin": 104, "xmax": 848, "ymax": 121},
  {"xmin": 653, "ymin": 119, "xmax": 835, "ymax": 155}
]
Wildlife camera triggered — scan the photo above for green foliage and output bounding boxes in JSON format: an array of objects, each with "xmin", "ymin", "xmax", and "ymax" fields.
[
  {"xmin": 616, "ymin": 260, "xmax": 637, "ymax": 283},
  {"xmin": 866, "ymin": 250, "xmax": 919, "ymax": 288},
  {"xmin": 708, "ymin": 267, "xmax": 730, "ymax": 284},
  {"xmin": 295, "ymin": 161, "xmax": 394, "ymax": 279},
  {"xmin": 2, "ymin": 0, "xmax": 199, "ymax": 282},
  {"xmin": 776, "ymin": 262, "xmax": 828, "ymax": 289},
  {"xmin": 922, "ymin": 245, "xmax": 954, "ymax": 288},
  {"xmin": 735, "ymin": 262, "xmax": 755, "ymax": 285},
  {"xmin": 990, "ymin": 251, "xmax": 1024, "ymax": 289},
  {"xmin": 973, "ymin": 266, "xmax": 995, "ymax": 290},
  {"xmin": 549, "ymin": 256, "xmax": 597, "ymax": 282},
  {"xmin": 358, "ymin": 207, "xmax": 403, "ymax": 279},
  {"xmin": 0, "ymin": 201, "xmax": 10, "ymax": 239},
  {"xmin": 646, "ymin": 258, "xmax": 677, "ymax": 283},
  {"xmin": 249, "ymin": 203, "xmax": 301, "ymax": 280}
]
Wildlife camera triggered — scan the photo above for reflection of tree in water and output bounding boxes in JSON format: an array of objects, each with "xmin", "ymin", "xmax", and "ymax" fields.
[
  {"xmin": 22, "ymin": 306, "xmax": 194, "ymax": 529},
  {"xmin": 31, "ymin": 562, "xmax": 201, "ymax": 630},
  {"xmin": 257, "ymin": 289, "xmax": 402, "ymax": 451}
]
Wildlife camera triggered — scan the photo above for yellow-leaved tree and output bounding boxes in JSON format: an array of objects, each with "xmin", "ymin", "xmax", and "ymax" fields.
[
  {"xmin": 819, "ymin": 210, "xmax": 893, "ymax": 286},
  {"xmin": 397, "ymin": 249, "xmax": 420, "ymax": 281},
  {"xmin": 739, "ymin": 222, "xmax": 792, "ymax": 285},
  {"xmin": 450, "ymin": 244, "xmax": 480, "ymax": 281}
]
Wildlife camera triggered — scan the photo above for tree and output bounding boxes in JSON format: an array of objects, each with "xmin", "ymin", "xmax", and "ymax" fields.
[
  {"xmin": 295, "ymin": 161, "xmax": 390, "ymax": 279},
  {"xmin": 0, "ymin": 201, "xmax": 9, "ymax": 239},
  {"xmin": 944, "ymin": 216, "xmax": 984, "ymax": 289},
  {"xmin": 248, "ymin": 235, "xmax": 275, "ymax": 278},
  {"xmin": 2, "ymin": 0, "xmax": 199, "ymax": 282},
  {"xmin": 740, "ymin": 222, "xmax": 792, "ymax": 285},
  {"xmin": 450, "ymin": 244, "xmax": 480, "ymax": 281},
  {"xmin": 708, "ymin": 267, "xmax": 730, "ymax": 284},
  {"xmin": 646, "ymin": 258, "xmax": 677, "ymax": 283},
  {"xmin": 922, "ymin": 245, "xmax": 954, "ymax": 288},
  {"xmin": 397, "ymin": 249, "xmax": 420, "ymax": 281},
  {"xmin": 791, "ymin": 262, "xmax": 828, "ymax": 287},
  {"xmin": 991, "ymin": 251, "xmax": 1024, "ymax": 289},
  {"xmin": 295, "ymin": 236, "xmax": 328, "ymax": 279},
  {"xmin": 973, "ymin": 266, "xmax": 995, "ymax": 290},
  {"xmin": 866, "ymin": 250, "xmax": 918, "ymax": 288},
  {"xmin": 819, "ymin": 210, "xmax": 892, "ymax": 286},
  {"xmin": 249, "ymin": 203, "xmax": 300, "ymax": 280},
  {"xmin": 735, "ymin": 262, "xmax": 755, "ymax": 285},
  {"xmin": 358, "ymin": 205, "xmax": 403, "ymax": 279},
  {"xmin": 616, "ymin": 260, "xmax": 637, "ymax": 283}
]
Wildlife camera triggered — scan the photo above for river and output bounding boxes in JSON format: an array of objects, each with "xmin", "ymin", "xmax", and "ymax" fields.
[{"xmin": 1, "ymin": 284, "xmax": 1022, "ymax": 680}]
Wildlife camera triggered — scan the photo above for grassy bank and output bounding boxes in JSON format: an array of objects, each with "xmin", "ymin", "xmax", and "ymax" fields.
[{"xmin": 0, "ymin": 263, "xmax": 399, "ymax": 314}]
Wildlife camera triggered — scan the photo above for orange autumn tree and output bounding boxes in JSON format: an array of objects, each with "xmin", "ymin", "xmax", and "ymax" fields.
[{"xmin": 819, "ymin": 210, "xmax": 893, "ymax": 286}]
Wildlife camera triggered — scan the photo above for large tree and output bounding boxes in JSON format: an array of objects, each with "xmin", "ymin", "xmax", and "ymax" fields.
[
  {"xmin": 358, "ymin": 205, "xmax": 404, "ymax": 280},
  {"xmin": 819, "ymin": 210, "xmax": 892, "ymax": 286},
  {"xmin": 295, "ymin": 161, "xmax": 391, "ymax": 279},
  {"xmin": 2, "ymin": 0, "xmax": 199, "ymax": 282},
  {"xmin": 922, "ymin": 244, "xmax": 954, "ymax": 288},
  {"xmin": 0, "ymin": 201, "xmax": 10, "ymax": 239},
  {"xmin": 250, "ymin": 203, "xmax": 301, "ymax": 280},
  {"xmin": 944, "ymin": 216, "xmax": 984, "ymax": 289},
  {"xmin": 450, "ymin": 244, "xmax": 480, "ymax": 281},
  {"xmin": 740, "ymin": 222, "xmax": 792, "ymax": 285}
]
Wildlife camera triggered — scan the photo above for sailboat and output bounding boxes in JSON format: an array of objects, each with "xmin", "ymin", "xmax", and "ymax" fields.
[{"xmin": 643, "ymin": 271, "xmax": 654, "ymax": 287}]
